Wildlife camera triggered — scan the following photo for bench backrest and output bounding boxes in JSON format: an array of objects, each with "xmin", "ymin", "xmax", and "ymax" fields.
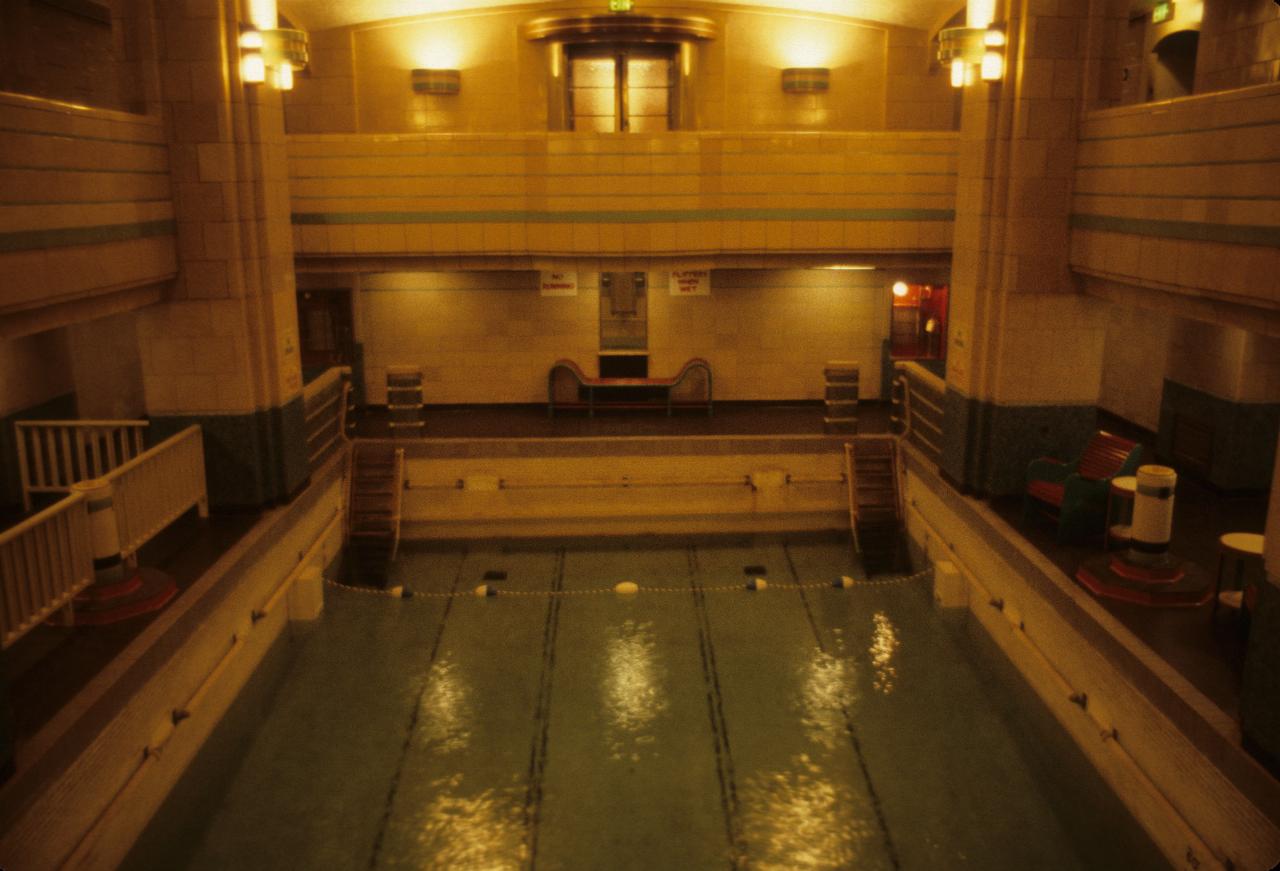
[{"xmin": 1077, "ymin": 431, "xmax": 1139, "ymax": 480}]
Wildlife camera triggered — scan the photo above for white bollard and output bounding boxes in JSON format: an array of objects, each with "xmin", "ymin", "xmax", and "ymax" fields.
[
  {"xmin": 71, "ymin": 478, "xmax": 126, "ymax": 586},
  {"xmin": 1128, "ymin": 465, "xmax": 1177, "ymax": 566}
]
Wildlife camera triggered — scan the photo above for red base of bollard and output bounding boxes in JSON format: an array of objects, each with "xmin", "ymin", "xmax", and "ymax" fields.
[{"xmin": 73, "ymin": 567, "xmax": 178, "ymax": 626}]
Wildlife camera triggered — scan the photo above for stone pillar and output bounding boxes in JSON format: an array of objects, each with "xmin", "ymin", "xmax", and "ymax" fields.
[
  {"xmin": 1241, "ymin": 433, "xmax": 1280, "ymax": 774},
  {"xmin": 941, "ymin": 0, "xmax": 1123, "ymax": 496},
  {"xmin": 138, "ymin": 0, "xmax": 307, "ymax": 509}
]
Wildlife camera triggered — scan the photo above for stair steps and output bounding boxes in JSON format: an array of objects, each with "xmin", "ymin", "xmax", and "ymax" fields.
[
  {"xmin": 845, "ymin": 437, "xmax": 908, "ymax": 576},
  {"xmin": 824, "ymin": 362, "xmax": 859, "ymax": 435},
  {"xmin": 345, "ymin": 442, "xmax": 403, "ymax": 587}
]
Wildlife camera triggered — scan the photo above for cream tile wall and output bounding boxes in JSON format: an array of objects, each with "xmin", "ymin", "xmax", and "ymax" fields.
[
  {"xmin": 358, "ymin": 271, "xmax": 597, "ymax": 405},
  {"xmin": 1070, "ymin": 84, "xmax": 1280, "ymax": 312},
  {"xmin": 1196, "ymin": 0, "xmax": 1280, "ymax": 93},
  {"xmin": 67, "ymin": 310, "xmax": 146, "ymax": 419},
  {"xmin": 0, "ymin": 329, "xmax": 73, "ymax": 416},
  {"xmin": 358, "ymin": 268, "xmax": 890, "ymax": 404},
  {"xmin": 287, "ymin": 131, "xmax": 958, "ymax": 260},
  {"xmin": 285, "ymin": 4, "xmax": 955, "ymax": 135},
  {"xmin": 0, "ymin": 94, "xmax": 177, "ymax": 323},
  {"xmin": 1097, "ymin": 303, "xmax": 1172, "ymax": 430},
  {"xmin": 650, "ymin": 269, "xmax": 890, "ymax": 400}
]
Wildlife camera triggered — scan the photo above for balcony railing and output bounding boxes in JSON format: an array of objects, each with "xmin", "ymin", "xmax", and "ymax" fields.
[
  {"xmin": 893, "ymin": 361, "xmax": 945, "ymax": 468},
  {"xmin": 0, "ymin": 425, "xmax": 207, "ymax": 647},
  {"xmin": 303, "ymin": 366, "xmax": 352, "ymax": 473},
  {"xmin": 110, "ymin": 425, "xmax": 208, "ymax": 559},
  {"xmin": 15, "ymin": 420, "xmax": 149, "ymax": 512},
  {"xmin": 0, "ymin": 493, "xmax": 94, "ymax": 649}
]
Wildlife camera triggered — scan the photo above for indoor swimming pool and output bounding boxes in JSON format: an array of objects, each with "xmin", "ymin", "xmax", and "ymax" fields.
[{"xmin": 126, "ymin": 534, "xmax": 1167, "ymax": 870}]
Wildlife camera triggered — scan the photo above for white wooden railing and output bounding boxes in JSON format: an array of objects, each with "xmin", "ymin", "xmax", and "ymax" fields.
[
  {"xmin": 0, "ymin": 493, "xmax": 94, "ymax": 649},
  {"xmin": 15, "ymin": 420, "xmax": 149, "ymax": 512},
  {"xmin": 110, "ymin": 426, "xmax": 208, "ymax": 559}
]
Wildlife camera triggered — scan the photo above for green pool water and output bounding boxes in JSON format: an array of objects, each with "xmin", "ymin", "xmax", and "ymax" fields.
[{"xmin": 127, "ymin": 534, "xmax": 1166, "ymax": 870}]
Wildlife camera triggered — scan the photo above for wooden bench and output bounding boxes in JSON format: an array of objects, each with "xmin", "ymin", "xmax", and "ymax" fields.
[
  {"xmin": 548, "ymin": 358, "xmax": 713, "ymax": 417},
  {"xmin": 1024, "ymin": 430, "xmax": 1143, "ymax": 543}
]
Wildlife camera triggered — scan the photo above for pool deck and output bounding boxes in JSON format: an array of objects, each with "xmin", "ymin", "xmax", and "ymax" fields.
[{"xmin": 0, "ymin": 401, "xmax": 1271, "ymax": 811}]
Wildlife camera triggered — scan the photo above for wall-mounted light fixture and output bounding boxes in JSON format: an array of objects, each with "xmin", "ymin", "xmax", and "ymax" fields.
[
  {"xmin": 781, "ymin": 67, "xmax": 830, "ymax": 93},
  {"xmin": 239, "ymin": 0, "xmax": 307, "ymax": 90},
  {"xmin": 938, "ymin": 25, "xmax": 1005, "ymax": 87},
  {"xmin": 239, "ymin": 26, "xmax": 308, "ymax": 89},
  {"xmin": 938, "ymin": 0, "xmax": 1004, "ymax": 89},
  {"xmin": 411, "ymin": 68, "xmax": 462, "ymax": 95},
  {"xmin": 892, "ymin": 280, "xmax": 910, "ymax": 297}
]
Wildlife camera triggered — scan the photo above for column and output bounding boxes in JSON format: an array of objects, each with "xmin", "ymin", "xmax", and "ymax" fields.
[
  {"xmin": 941, "ymin": 0, "xmax": 1124, "ymax": 495},
  {"xmin": 138, "ymin": 0, "xmax": 308, "ymax": 509}
]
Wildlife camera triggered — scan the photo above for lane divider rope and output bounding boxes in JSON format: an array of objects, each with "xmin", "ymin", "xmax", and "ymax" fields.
[{"xmin": 324, "ymin": 566, "xmax": 934, "ymax": 600}]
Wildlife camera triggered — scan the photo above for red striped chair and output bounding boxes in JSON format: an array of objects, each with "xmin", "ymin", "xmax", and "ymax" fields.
[{"xmin": 1024, "ymin": 431, "xmax": 1144, "ymax": 543}]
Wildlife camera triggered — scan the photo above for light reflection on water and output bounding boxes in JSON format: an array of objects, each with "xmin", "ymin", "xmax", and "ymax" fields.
[
  {"xmin": 740, "ymin": 754, "xmax": 878, "ymax": 871},
  {"xmin": 409, "ymin": 773, "xmax": 527, "ymax": 871},
  {"xmin": 602, "ymin": 619, "xmax": 668, "ymax": 762},
  {"xmin": 799, "ymin": 650, "xmax": 858, "ymax": 749},
  {"xmin": 869, "ymin": 611, "xmax": 900, "ymax": 694},
  {"xmin": 418, "ymin": 657, "xmax": 472, "ymax": 754}
]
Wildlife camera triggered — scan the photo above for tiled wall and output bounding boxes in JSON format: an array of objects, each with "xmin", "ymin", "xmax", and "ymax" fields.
[
  {"xmin": 1098, "ymin": 303, "xmax": 1172, "ymax": 431},
  {"xmin": 1069, "ymin": 83, "xmax": 1280, "ymax": 311},
  {"xmin": 649, "ymin": 269, "xmax": 889, "ymax": 401},
  {"xmin": 0, "ymin": 329, "xmax": 73, "ymax": 417},
  {"xmin": 0, "ymin": 0, "xmax": 145, "ymax": 113},
  {"xmin": 284, "ymin": 5, "xmax": 954, "ymax": 135},
  {"xmin": 359, "ymin": 271, "xmax": 596, "ymax": 405},
  {"xmin": 357, "ymin": 268, "xmax": 890, "ymax": 404},
  {"xmin": 67, "ymin": 309, "xmax": 145, "ymax": 420},
  {"xmin": 1196, "ymin": 1, "xmax": 1280, "ymax": 93},
  {"xmin": 288, "ymin": 131, "xmax": 957, "ymax": 259},
  {"xmin": 0, "ymin": 93, "xmax": 177, "ymax": 324}
]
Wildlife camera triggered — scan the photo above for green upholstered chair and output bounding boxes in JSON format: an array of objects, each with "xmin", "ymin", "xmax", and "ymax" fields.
[{"xmin": 1024, "ymin": 432, "xmax": 1144, "ymax": 544}]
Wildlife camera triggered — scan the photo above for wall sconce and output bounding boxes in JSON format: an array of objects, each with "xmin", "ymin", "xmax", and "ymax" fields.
[
  {"xmin": 781, "ymin": 67, "xmax": 829, "ymax": 93},
  {"xmin": 938, "ymin": 25, "xmax": 1005, "ymax": 87},
  {"xmin": 239, "ymin": 26, "xmax": 308, "ymax": 90},
  {"xmin": 892, "ymin": 281, "xmax": 910, "ymax": 297},
  {"xmin": 412, "ymin": 69, "xmax": 462, "ymax": 95}
]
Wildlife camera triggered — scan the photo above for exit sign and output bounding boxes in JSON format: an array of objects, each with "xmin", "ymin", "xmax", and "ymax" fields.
[
  {"xmin": 609, "ymin": 0, "xmax": 633, "ymax": 10},
  {"xmin": 1152, "ymin": 2, "xmax": 1174, "ymax": 23}
]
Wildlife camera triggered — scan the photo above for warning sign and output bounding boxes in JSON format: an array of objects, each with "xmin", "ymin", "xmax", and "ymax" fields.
[
  {"xmin": 540, "ymin": 271, "xmax": 578, "ymax": 296},
  {"xmin": 669, "ymin": 270, "xmax": 710, "ymax": 296}
]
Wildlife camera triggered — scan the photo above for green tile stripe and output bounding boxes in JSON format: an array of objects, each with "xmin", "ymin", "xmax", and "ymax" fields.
[
  {"xmin": 1070, "ymin": 213, "xmax": 1280, "ymax": 248},
  {"xmin": 0, "ymin": 219, "xmax": 176, "ymax": 253},
  {"xmin": 292, "ymin": 208, "xmax": 955, "ymax": 225},
  {"xmin": 1074, "ymin": 190, "xmax": 1280, "ymax": 202}
]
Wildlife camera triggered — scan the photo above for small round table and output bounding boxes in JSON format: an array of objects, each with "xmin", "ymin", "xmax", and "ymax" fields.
[
  {"xmin": 1105, "ymin": 476, "xmax": 1137, "ymax": 551},
  {"xmin": 1212, "ymin": 532, "xmax": 1265, "ymax": 624}
]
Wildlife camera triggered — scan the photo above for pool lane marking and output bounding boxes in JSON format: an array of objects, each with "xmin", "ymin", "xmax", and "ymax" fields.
[
  {"xmin": 523, "ymin": 546, "xmax": 565, "ymax": 870},
  {"xmin": 366, "ymin": 549, "xmax": 466, "ymax": 871},
  {"xmin": 688, "ymin": 545, "xmax": 746, "ymax": 871},
  {"xmin": 783, "ymin": 541, "xmax": 902, "ymax": 870}
]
